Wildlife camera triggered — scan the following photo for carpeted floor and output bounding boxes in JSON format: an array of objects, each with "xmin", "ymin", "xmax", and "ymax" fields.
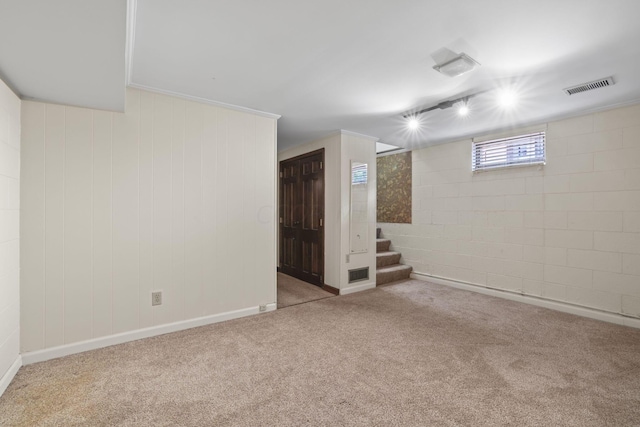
[
  {"xmin": 2, "ymin": 279, "xmax": 640, "ymax": 426},
  {"xmin": 276, "ymin": 272, "xmax": 334, "ymax": 308}
]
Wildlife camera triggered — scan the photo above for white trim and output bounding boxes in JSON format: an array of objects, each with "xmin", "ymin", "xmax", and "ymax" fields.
[
  {"xmin": 125, "ymin": 0, "xmax": 138, "ymax": 85},
  {"xmin": 377, "ymin": 147, "xmax": 410, "ymax": 158},
  {"xmin": 0, "ymin": 356, "xmax": 22, "ymax": 398},
  {"xmin": 335, "ymin": 129, "xmax": 379, "ymax": 142},
  {"xmin": 340, "ymin": 281, "xmax": 376, "ymax": 295},
  {"xmin": 273, "ymin": 120, "xmax": 279, "ymax": 307},
  {"xmin": 411, "ymin": 272, "xmax": 640, "ymax": 329},
  {"xmin": 21, "ymin": 303, "xmax": 277, "ymax": 365},
  {"xmin": 127, "ymin": 83, "xmax": 281, "ymax": 120}
]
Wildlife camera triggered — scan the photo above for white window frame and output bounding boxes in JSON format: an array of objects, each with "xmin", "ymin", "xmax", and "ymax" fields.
[{"xmin": 472, "ymin": 131, "xmax": 546, "ymax": 172}]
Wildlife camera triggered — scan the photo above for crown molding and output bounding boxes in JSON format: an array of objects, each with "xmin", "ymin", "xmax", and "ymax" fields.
[
  {"xmin": 333, "ymin": 129, "xmax": 379, "ymax": 141},
  {"xmin": 128, "ymin": 83, "xmax": 281, "ymax": 119}
]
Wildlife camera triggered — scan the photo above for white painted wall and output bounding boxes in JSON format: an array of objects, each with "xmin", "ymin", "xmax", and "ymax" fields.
[
  {"xmin": 277, "ymin": 134, "xmax": 341, "ymax": 289},
  {"xmin": 0, "ymin": 78, "xmax": 21, "ymax": 387},
  {"xmin": 20, "ymin": 88, "xmax": 277, "ymax": 352},
  {"xmin": 340, "ymin": 133, "xmax": 377, "ymax": 291},
  {"xmin": 380, "ymin": 103, "xmax": 640, "ymax": 319}
]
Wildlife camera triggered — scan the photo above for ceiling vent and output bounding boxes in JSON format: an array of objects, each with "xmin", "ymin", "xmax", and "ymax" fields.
[
  {"xmin": 433, "ymin": 53, "xmax": 480, "ymax": 77},
  {"xmin": 563, "ymin": 76, "xmax": 614, "ymax": 95}
]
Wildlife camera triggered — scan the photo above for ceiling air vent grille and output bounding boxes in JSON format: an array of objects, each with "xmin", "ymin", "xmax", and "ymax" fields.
[{"xmin": 563, "ymin": 77, "xmax": 614, "ymax": 95}]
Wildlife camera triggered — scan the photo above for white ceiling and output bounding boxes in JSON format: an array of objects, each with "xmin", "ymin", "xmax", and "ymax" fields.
[
  {"xmin": 2, "ymin": 0, "xmax": 640, "ymax": 151},
  {"xmin": 0, "ymin": 0, "xmax": 126, "ymax": 111}
]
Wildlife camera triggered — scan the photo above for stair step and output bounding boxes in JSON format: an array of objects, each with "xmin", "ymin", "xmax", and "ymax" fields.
[
  {"xmin": 376, "ymin": 264, "xmax": 413, "ymax": 286},
  {"xmin": 376, "ymin": 238, "xmax": 391, "ymax": 253},
  {"xmin": 376, "ymin": 251, "xmax": 401, "ymax": 268}
]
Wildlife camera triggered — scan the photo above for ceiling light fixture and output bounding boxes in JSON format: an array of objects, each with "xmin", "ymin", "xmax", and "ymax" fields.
[
  {"xmin": 403, "ymin": 93, "xmax": 480, "ymax": 119},
  {"xmin": 457, "ymin": 103, "xmax": 470, "ymax": 116},
  {"xmin": 408, "ymin": 117, "xmax": 420, "ymax": 130},
  {"xmin": 433, "ymin": 53, "xmax": 480, "ymax": 77}
]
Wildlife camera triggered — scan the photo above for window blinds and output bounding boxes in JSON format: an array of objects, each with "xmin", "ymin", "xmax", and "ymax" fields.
[{"xmin": 472, "ymin": 132, "xmax": 546, "ymax": 172}]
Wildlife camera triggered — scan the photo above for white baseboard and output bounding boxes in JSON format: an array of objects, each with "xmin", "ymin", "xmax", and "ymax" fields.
[
  {"xmin": 0, "ymin": 355, "xmax": 22, "ymax": 398},
  {"xmin": 21, "ymin": 303, "xmax": 277, "ymax": 365},
  {"xmin": 340, "ymin": 281, "xmax": 376, "ymax": 295},
  {"xmin": 411, "ymin": 272, "xmax": 640, "ymax": 329}
]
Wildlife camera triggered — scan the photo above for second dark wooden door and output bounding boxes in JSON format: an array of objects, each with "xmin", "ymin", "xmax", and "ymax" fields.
[{"xmin": 279, "ymin": 149, "xmax": 324, "ymax": 286}]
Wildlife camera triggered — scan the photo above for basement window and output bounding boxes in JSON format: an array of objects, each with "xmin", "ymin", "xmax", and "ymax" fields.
[{"xmin": 472, "ymin": 131, "xmax": 546, "ymax": 172}]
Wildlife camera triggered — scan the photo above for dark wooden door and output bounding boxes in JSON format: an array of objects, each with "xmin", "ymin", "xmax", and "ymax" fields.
[{"xmin": 279, "ymin": 149, "xmax": 324, "ymax": 286}]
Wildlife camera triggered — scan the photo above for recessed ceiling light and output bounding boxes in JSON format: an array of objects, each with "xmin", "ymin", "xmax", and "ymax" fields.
[
  {"xmin": 408, "ymin": 118, "xmax": 419, "ymax": 130},
  {"xmin": 433, "ymin": 53, "xmax": 480, "ymax": 78},
  {"xmin": 458, "ymin": 104, "xmax": 470, "ymax": 116}
]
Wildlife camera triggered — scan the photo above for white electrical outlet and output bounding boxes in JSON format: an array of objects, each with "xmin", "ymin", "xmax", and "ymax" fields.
[{"xmin": 152, "ymin": 291, "xmax": 162, "ymax": 306}]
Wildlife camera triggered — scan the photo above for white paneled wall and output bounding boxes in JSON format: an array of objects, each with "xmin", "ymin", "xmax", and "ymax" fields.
[
  {"xmin": 381, "ymin": 103, "xmax": 640, "ymax": 319},
  {"xmin": 21, "ymin": 88, "xmax": 277, "ymax": 352},
  {"xmin": 0, "ymin": 78, "xmax": 20, "ymax": 382},
  {"xmin": 340, "ymin": 133, "xmax": 377, "ymax": 291}
]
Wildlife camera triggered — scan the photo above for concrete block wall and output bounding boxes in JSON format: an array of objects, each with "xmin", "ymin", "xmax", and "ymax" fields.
[{"xmin": 380, "ymin": 103, "xmax": 640, "ymax": 318}]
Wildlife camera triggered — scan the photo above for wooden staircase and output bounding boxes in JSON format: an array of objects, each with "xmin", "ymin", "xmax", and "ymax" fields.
[{"xmin": 376, "ymin": 229, "xmax": 412, "ymax": 285}]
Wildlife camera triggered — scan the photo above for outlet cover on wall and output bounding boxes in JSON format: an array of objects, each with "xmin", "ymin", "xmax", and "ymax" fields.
[{"xmin": 152, "ymin": 291, "xmax": 162, "ymax": 306}]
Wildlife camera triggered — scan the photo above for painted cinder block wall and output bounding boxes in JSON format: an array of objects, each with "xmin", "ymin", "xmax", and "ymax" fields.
[
  {"xmin": 20, "ymin": 88, "xmax": 277, "ymax": 353},
  {"xmin": 380, "ymin": 103, "xmax": 640, "ymax": 318}
]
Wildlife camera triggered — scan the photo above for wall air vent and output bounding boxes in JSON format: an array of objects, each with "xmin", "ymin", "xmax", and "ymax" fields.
[
  {"xmin": 563, "ymin": 76, "xmax": 614, "ymax": 95},
  {"xmin": 349, "ymin": 267, "xmax": 369, "ymax": 283}
]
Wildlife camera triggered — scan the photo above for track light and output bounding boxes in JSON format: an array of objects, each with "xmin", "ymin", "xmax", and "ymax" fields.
[{"xmin": 403, "ymin": 93, "xmax": 480, "ymax": 119}]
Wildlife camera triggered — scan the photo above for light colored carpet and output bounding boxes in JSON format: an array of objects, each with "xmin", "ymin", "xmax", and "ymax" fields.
[
  {"xmin": 2, "ymin": 279, "xmax": 640, "ymax": 426},
  {"xmin": 277, "ymin": 272, "xmax": 333, "ymax": 308}
]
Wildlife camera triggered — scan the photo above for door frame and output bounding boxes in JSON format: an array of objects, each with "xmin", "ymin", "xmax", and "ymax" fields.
[{"xmin": 278, "ymin": 148, "xmax": 325, "ymax": 286}]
